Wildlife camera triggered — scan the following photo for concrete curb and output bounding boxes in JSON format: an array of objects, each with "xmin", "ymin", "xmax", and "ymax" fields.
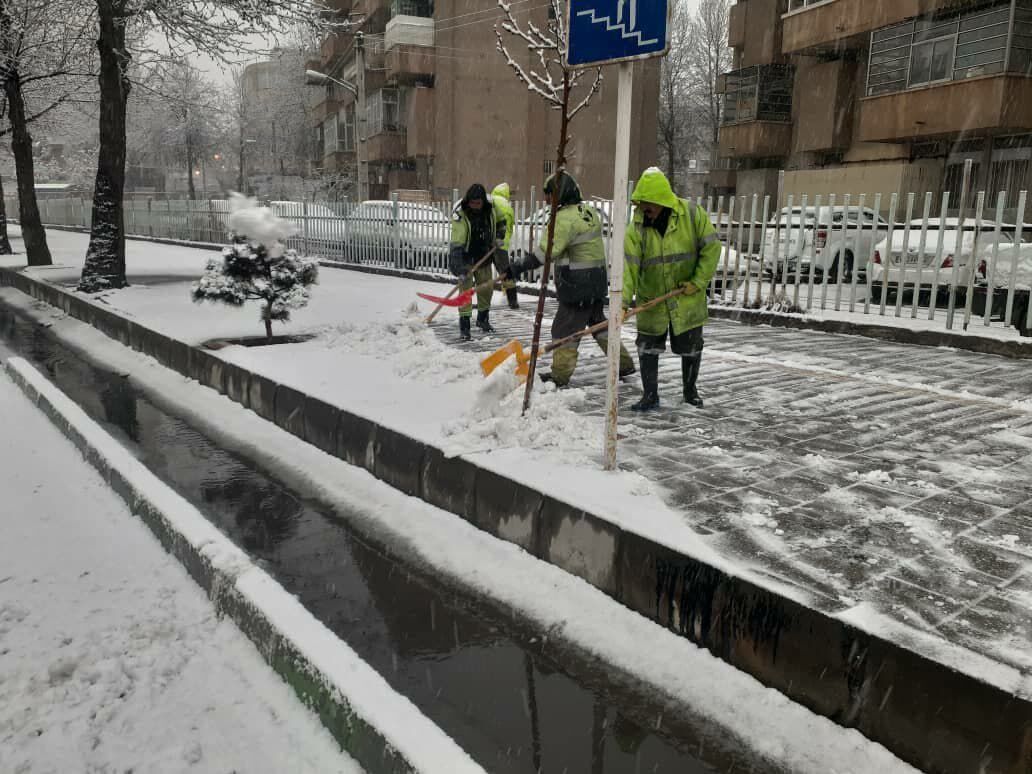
[
  {"xmin": 2, "ymin": 355, "xmax": 485, "ymax": 774},
  {"xmin": 2, "ymin": 266, "xmax": 1030, "ymax": 774}
]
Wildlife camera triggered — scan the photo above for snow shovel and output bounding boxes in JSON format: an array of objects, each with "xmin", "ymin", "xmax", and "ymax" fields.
[
  {"xmin": 480, "ymin": 286, "xmax": 690, "ymax": 380},
  {"xmin": 420, "ymin": 247, "xmax": 497, "ymax": 323}
]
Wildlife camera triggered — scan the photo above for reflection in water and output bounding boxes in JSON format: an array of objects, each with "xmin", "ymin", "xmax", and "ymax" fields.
[{"xmin": 0, "ymin": 303, "xmax": 752, "ymax": 773}]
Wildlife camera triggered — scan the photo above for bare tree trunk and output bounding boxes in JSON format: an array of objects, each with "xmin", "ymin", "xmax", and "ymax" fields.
[
  {"xmin": 522, "ymin": 70, "xmax": 571, "ymax": 414},
  {"xmin": 5, "ymin": 80, "xmax": 51, "ymax": 266},
  {"xmin": 0, "ymin": 173, "xmax": 14, "ymax": 255},
  {"xmin": 79, "ymin": 0, "xmax": 130, "ymax": 292},
  {"xmin": 186, "ymin": 141, "xmax": 196, "ymax": 200},
  {"xmin": 0, "ymin": 0, "xmax": 51, "ymax": 266}
]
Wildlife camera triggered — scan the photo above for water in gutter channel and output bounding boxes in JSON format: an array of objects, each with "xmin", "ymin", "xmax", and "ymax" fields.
[{"xmin": 0, "ymin": 302, "xmax": 763, "ymax": 774}]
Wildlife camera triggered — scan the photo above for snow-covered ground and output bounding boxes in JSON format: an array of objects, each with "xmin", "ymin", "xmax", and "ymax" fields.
[
  {"xmin": 0, "ymin": 298, "xmax": 921, "ymax": 774},
  {"xmin": 5, "ymin": 227, "xmax": 1031, "ymax": 700},
  {"xmin": 0, "ymin": 369, "xmax": 362, "ymax": 774}
]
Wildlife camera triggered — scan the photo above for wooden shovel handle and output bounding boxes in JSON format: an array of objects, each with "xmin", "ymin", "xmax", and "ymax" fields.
[
  {"xmin": 424, "ymin": 247, "xmax": 497, "ymax": 323},
  {"xmin": 543, "ymin": 287, "xmax": 688, "ymax": 354}
]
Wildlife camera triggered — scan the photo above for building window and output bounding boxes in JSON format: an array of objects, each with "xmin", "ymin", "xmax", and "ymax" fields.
[
  {"xmin": 391, "ymin": 0, "xmax": 432, "ymax": 17},
  {"xmin": 367, "ymin": 88, "xmax": 406, "ymax": 135},
  {"xmin": 720, "ymin": 65, "xmax": 794, "ymax": 125},
  {"xmin": 543, "ymin": 160, "xmax": 555, "ymax": 175},
  {"xmin": 867, "ymin": 2, "xmax": 1015, "ymax": 97},
  {"xmin": 323, "ymin": 114, "xmax": 338, "ymax": 158},
  {"xmin": 338, "ymin": 104, "xmax": 356, "ymax": 152}
]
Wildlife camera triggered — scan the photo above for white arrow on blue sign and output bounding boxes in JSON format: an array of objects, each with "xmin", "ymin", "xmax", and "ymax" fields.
[{"xmin": 566, "ymin": 0, "xmax": 671, "ymax": 68}]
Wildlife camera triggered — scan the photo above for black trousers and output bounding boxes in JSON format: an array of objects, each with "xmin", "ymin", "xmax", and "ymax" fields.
[{"xmin": 636, "ymin": 325, "xmax": 704, "ymax": 357}]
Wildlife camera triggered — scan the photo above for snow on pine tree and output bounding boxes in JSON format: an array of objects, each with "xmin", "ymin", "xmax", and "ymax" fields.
[{"xmin": 192, "ymin": 193, "xmax": 318, "ymax": 340}]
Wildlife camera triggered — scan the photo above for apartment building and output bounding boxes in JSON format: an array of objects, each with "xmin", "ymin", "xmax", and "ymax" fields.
[
  {"xmin": 309, "ymin": 0, "xmax": 660, "ymax": 201},
  {"xmin": 716, "ymin": 0, "xmax": 1032, "ymax": 213}
]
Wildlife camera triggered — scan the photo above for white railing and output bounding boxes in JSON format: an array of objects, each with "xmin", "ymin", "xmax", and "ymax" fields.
[{"xmin": 11, "ymin": 188, "xmax": 1032, "ymax": 337}]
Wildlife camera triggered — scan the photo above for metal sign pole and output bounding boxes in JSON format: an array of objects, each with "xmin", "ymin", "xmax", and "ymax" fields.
[{"xmin": 603, "ymin": 61, "xmax": 634, "ymax": 471}]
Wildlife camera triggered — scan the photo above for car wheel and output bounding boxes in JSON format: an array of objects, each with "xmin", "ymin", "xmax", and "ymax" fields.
[{"xmin": 827, "ymin": 255, "xmax": 840, "ymax": 284}]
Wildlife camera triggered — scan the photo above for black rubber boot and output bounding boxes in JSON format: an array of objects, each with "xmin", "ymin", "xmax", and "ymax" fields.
[
  {"xmin": 631, "ymin": 354, "xmax": 660, "ymax": 411},
  {"xmin": 476, "ymin": 310, "xmax": 495, "ymax": 333},
  {"xmin": 459, "ymin": 316, "xmax": 472, "ymax": 341},
  {"xmin": 506, "ymin": 288, "xmax": 520, "ymax": 309},
  {"xmin": 682, "ymin": 355, "xmax": 703, "ymax": 407}
]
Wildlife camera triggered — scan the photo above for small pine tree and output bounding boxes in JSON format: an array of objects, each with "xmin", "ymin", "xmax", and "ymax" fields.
[{"xmin": 192, "ymin": 194, "xmax": 318, "ymax": 339}]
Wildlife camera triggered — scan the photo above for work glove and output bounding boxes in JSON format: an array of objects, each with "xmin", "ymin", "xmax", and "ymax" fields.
[{"xmin": 680, "ymin": 281, "xmax": 700, "ymax": 295}]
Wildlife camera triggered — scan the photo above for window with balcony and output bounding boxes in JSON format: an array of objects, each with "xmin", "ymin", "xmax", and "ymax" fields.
[
  {"xmin": 367, "ymin": 88, "xmax": 407, "ymax": 135},
  {"xmin": 720, "ymin": 65, "xmax": 794, "ymax": 125},
  {"xmin": 322, "ymin": 114, "xmax": 338, "ymax": 157},
  {"xmin": 866, "ymin": 2, "xmax": 1024, "ymax": 97},
  {"xmin": 786, "ymin": 0, "xmax": 831, "ymax": 10},
  {"xmin": 338, "ymin": 104, "xmax": 356, "ymax": 152},
  {"xmin": 390, "ymin": 0, "xmax": 432, "ymax": 16}
]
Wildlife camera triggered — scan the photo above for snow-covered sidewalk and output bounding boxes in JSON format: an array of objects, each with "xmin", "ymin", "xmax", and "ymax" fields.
[
  {"xmin": 4, "ymin": 228, "xmax": 1032, "ymax": 701},
  {"xmin": 0, "ymin": 369, "xmax": 361, "ymax": 774}
]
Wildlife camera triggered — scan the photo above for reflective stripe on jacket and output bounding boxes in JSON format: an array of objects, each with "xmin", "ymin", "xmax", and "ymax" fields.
[
  {"xmin": 623, "ymin": 197, "xmax": 721, "ymax": 335},
  {"xmin": 537, "ymin": 202, "xmax": 608, "ymax": 305}
]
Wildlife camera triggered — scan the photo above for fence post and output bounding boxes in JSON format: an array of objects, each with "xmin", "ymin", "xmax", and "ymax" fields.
[
  {"xmin": 927, "ymin": 191, "xmax": 951, "ymax": 320},
  {"xmin": 805, "ymin": 194, "xmax": 822, "ymax": 311},
  {"xmin": 962, "ymin": 191, "xmax": 986, "ymax": 329},
  {"xmin": 754, "ymin": 195, "xmax": 770, "ymax": 307},
  {"xmin": 833, "ymin": 193, "xmax": 851, "ymax": 311},
  {"xmin": 793, "ymin": 194, "xmax": 807, "ymax": 310},
  {"xmin": 861, "ymin": 193, "xmax": 882, "ymax": 315},
  {"xmin": 946, "ymin": 158, "xmax": 974, "ymax": 329},
  {"xmin": 742, "ymin": 194, "xmax": 758, "ymax": 306},
  {"xmin": 391, "ymin": 192, "xmax": 401, "ymax": 269},
  {"xmin": 909, "ymin": 192, "xmax": 933, "ymax": 319},
  {"xmin": 894, "ymin": 193, "xmax": 916, "ymax": 317},
  {"xmin": 1005, "ymin": 190, "xmax": 1027, "ymax": 327},
  {"xmin": 984, "ymin": 191, "xmax": 1007, "ymax": 327},
  {"xmin": 166, "ymin": 198, "xmax": 174, "ymax": 240},
  {"xmin": 820, "ymin": 194, "xmax": 836, "ymax": 310},
  {"xmin": 302, "ymin": 199, "xmax": 310, "ymax": 257}
]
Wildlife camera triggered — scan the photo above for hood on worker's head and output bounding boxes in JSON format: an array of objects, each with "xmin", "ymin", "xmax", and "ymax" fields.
[
  {"xmin": 543, "ymin": 171, "xmax": 582, "ymax": 207},
  {"xmin": 631, "ymin": 167, "xmax": 679, "ymax": 210},
  {"xmin": 491, "ymin": 182, "xmax": 511, "ymax": 201},
  {"xmin": 461, "ymin": 183, "xmax": 490, "ymax": 212}
]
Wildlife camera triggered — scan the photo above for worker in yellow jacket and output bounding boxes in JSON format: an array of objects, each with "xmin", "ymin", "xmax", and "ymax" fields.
[{"xmin": 623, "ymin": 167, "xmax": 721, "ymax": 410}]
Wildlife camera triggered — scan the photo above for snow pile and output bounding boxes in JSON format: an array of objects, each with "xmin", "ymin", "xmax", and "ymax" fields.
[
  {"xmin": 442, "ymin": 379, "xmax": 600, "ymax": 458},
  {"xmin": 320, "ymin": 305, "xmax": 602, "ymax": 460},
  {"xmin": 322, "ymin": 304, "xmax": 481, "ymax": 385},
  {"xmin": 849, "ymin": 469, "xmax": 893, "ymax": 485},
  {"xmin": 227, "ymin": 192, "xmax": 297, "ymax": 249},
  {"xmin": 984, "ymin": 245, "xmax": 1032, "ymax": 290}
]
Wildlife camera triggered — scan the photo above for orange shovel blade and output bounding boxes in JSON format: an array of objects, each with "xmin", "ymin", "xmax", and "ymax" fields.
[{"xmin": 480, "ymin": 339, "xmax": 528, "ymax": 378}]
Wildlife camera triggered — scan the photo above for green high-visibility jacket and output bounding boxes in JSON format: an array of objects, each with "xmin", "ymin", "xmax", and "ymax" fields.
[
  {"xmin": 622, "ymin": 168, "xmax": 721, "ymax": 335},
  {"xmin": 449, "ymin": 206, "xmax": 504, "ymax": 275},
  {"xmin": 491, "ymin": 183, "xmax": 515, "ymax": 251},
  {"xmin": 532, "ymin": 202, "xmax": 609, "ymax": 305}
]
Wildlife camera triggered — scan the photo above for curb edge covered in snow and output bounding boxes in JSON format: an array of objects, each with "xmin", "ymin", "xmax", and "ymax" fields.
[
  {"xmin": 2, "ymin": 356, "xmax": 486, "ymax": 774},
  {"xmin": 3, "ymin": 267, "xmax": 1032, "ymax": 774}
]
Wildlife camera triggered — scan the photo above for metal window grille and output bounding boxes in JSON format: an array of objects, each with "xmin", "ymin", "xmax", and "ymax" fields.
[
  {"xmin": 866, "ymin": 1, "xmax": 1012, "ymax": 96},
  {"xmin": 367, "ymin": 88, "xmax": 406, "ymax": 135},
  {"xmin": 720, "ymin": 65, "xmax": 793, "ymax": 125}
]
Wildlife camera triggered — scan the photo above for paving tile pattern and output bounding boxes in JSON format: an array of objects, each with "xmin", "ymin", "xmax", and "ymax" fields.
[{"xmin": 433, "ymin": 301, "xmax": 1032, "ymax": 675}]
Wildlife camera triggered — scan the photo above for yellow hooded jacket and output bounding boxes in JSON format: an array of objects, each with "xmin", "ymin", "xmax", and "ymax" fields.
[{"xmin": 622, "ymin": 167, "xmax": 721, "ymax": 335}]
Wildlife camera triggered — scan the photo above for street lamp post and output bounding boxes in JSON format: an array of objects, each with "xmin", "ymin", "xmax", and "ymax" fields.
[{"xmin": 305, "ymin": 48, "xmax": 368, "ymax": 202}]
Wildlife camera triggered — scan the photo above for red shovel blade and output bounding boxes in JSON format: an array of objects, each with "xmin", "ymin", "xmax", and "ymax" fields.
[{"xmin": 417, "ymin": 288, "xmax": 476, "ymax": 307}]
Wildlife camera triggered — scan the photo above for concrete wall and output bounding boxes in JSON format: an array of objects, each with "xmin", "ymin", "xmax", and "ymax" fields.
[
  {"xmin": 736, "ymin": 167, "xmax": 781, "ymax": 200},
  {"xmin": 792, "ymin": 58, "xmax": 857, "ymax": 153},
  {"xmin": 783, "ymin": 159, "xmax": 943, "ymax": 204},
  {"xmin": 782, "ymin": 0, "xmax": 955, "ymax": 54}
]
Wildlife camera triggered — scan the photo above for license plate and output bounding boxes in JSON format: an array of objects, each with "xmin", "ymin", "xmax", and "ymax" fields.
[{"xmin": 905, "ymin": 255, "xmax": 922, "ymax": 265}]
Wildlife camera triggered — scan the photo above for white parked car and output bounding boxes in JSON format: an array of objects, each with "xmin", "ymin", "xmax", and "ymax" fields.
[
  {"xmin": 867, "ymin": 219, "xmax": 1022, "ymax": 301},
  {"xmin": 762, "ymin": 206, "xmax": 890, "ymax": 283},
  {"xmin": 270, "ymin": 201, "xmax": 348, "ymax": 255},
  {"xmin": 347, "ymin": 200, "xmax": 450, "ymax": 267}
]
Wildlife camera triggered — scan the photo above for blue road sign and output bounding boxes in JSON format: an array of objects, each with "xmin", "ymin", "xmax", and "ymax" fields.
[{"xmin": 566, "ymin": 0, "xmax": 670, "ymax": 68}]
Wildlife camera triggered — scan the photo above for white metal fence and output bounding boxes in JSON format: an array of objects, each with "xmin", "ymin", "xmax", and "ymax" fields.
[{"xmin": 11, "ymin": 186, "xmax": 1032, "ymax": 337}]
